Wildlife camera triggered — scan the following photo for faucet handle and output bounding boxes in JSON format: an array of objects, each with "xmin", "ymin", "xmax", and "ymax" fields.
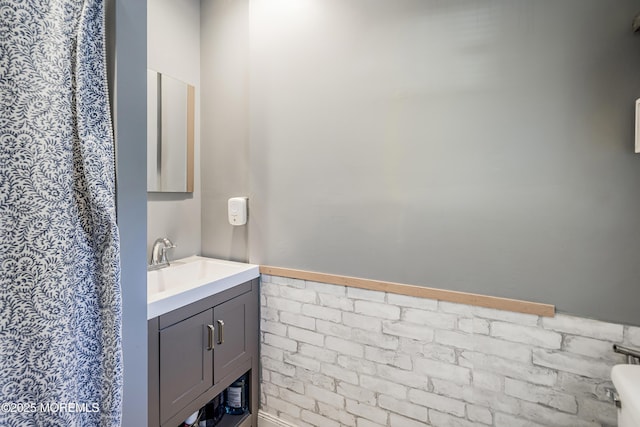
[
  {"xmin": 161, "ymin": 237, "xmax": 176, "ymax": 249},
  {"xmin": 613, "ymin": 344, "xmax": 640, "ymax": 364}
]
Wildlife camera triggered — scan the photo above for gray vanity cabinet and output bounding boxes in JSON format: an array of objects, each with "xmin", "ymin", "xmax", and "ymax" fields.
[
  {"xmin": 149, "ymin": 279, "xmax": 259, "ymax": 427},
  {"xmin": 212, "ymin": 292, "xmax": 250, "ymax": 384},
  {"xmin": 159, "ymin": 309, "xmax": 214, "ymax": 421}
]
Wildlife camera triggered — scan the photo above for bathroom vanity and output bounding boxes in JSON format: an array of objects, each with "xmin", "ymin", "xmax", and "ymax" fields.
[{"xmin": 147, "ymin": 257, "xmax": 260, "ymax": 427}]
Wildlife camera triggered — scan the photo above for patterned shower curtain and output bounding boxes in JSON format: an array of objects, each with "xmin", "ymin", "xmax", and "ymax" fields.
[{"xmin": 0, "ymin": 0, "xmax": 122, "ymax": 426}]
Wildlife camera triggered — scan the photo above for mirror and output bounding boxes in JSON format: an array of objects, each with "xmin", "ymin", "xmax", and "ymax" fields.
[{"xmin": 147, "ymin": 69, "xmax": 195, "ymax": 192}]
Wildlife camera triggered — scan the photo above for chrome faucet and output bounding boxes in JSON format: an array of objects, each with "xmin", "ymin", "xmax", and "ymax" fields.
[{"xmin": 149, "ymin": 237, "xmax": 176, "ymax": 270}]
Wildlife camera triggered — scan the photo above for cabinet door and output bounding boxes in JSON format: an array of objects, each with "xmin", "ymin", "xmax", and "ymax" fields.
[
  {"xmin": 159, "ymin": 309, "xmax": 213, "ymax": 424},
  {"xmin": 213, "ymin": 291, "xmax": 251, "ymax": 384}
]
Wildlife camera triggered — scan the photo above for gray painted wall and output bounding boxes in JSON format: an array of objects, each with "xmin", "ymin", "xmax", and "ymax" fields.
[
  {"xmin": 147, "ymin": 0, "xmax": 202, "ymax": 261},
  {"xmin": 248, "ymin": 0, "xmax": 640, "ymax": 325},
  {"xmin": 200, "ymin": 0, "xmax": 251, "ymax": 262},
  {"xmin": 108, "ymin": 0, "xmax": 147, "ymax": 425}
]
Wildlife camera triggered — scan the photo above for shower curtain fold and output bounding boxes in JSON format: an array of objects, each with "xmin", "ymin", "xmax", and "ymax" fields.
[{"xmin": 0, "ymin": 0, "xmax": 123, "ymax": 426}]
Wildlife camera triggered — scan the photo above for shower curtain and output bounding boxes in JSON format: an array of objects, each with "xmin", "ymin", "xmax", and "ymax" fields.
[{"xmin": 0, "ymin": 0, "xmax": 122, "ymax": 426}]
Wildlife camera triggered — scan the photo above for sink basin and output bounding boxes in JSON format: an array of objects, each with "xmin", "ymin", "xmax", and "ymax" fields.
[
  {"xmin": 612, "ymin": 364, "xmax": 640, "ymax": 427},
  {"xmin": 147, "ymin": 256, "xmax": 259, "ymax": 319}
]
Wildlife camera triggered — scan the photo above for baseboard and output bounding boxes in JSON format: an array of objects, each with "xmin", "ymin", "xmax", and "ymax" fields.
[{"xmin": 257, "ymin": 410, "xmax": 297, "ymax": 427}]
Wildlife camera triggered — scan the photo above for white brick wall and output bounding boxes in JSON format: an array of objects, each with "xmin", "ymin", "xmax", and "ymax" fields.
[{"xmin": 260, "ymin": 275, "xmax": 628, "ymax": 426}]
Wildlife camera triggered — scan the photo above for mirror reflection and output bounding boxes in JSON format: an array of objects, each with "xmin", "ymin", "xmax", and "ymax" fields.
[{"xmin": 147, "ymin": 69, "xmax": 195, "ymax": 193}]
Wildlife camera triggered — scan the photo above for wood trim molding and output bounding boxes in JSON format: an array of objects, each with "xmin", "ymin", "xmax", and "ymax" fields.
[
  {"xmin": 259, "ymin": 265, "xmax": 555, "ymax": 317},
  {"xmin": 186, "ymin": 84, "xmax": 195, "ymax": 193}
]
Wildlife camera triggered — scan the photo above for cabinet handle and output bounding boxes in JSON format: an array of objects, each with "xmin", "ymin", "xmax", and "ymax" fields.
[
  {"xmin": 207, "ymin": 324, "xmax": 215, "ymax": 350},
  {"xmin": 217, "ymin": 320, "xmax": 224, "ymax": 344}
]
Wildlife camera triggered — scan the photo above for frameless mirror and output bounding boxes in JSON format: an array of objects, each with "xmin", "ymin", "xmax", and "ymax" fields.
[{"xmin": 147, "ymin": 69, "xmax": 195, "ymax": 192}]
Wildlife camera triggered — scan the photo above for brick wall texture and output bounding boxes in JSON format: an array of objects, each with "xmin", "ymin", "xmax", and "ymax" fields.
[{"xmin": 259, "ymin": 274, "xmax": 637, "ymax": 427}]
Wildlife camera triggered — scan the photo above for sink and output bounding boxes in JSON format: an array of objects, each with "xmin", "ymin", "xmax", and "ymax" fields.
[
  {"xmin": 148, "ymin": 258, "xmax": 252, "ymax": 295},
  {"xmin": 147, "ymin": 256, "xmax": 259, "ymax": 319},
  {"xmin": 611, "ymin": 364, "xmax": 640, "ymax": 427}
]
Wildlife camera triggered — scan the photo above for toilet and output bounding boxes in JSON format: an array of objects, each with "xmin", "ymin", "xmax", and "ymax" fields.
[{"xmin": 611, "ymin": 364, "xmax": 640, "ymax": 427}]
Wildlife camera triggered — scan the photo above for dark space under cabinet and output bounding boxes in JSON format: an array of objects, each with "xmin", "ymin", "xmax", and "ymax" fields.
[{"xmin": 148, "ymin": 279, "xmax": 259, "ymax": 427}]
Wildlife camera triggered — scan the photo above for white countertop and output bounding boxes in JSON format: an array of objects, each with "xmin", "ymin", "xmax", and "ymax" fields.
[{"xmin": 147, "ymin": 256, "xmax": 260, "ymax": 319}]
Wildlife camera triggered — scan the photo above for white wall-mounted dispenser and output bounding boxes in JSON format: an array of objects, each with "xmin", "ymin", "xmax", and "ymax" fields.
[{"xmin": 228, "ymin": 197, "xmax": 248, "ymax": 226}]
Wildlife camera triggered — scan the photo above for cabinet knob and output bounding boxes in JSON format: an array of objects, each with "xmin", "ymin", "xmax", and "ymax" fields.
[
  {"xmin": 217, "ymin": 320, "xmax": 225, "ymax": 344},
  {"xmin": 207, "ymin": 324, "xmax": 215, "ymax": 350}
]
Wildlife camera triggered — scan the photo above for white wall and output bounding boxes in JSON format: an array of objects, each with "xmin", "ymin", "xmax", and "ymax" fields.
[
  {"xmin": 147, "ymin": 0, "xmax": 202, "ymax": 260},
  {"xmin": 200, "ymin": 0, "xmax": 251, "ymax": 262}
]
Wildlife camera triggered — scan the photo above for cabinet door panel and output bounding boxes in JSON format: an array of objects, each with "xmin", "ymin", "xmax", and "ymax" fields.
[
  {"xmin": 213, "ymin": 292, "xmax": 250, "ymax": 384},
  {"xmin": 159, "ymin": 309, "xmax": 213, "ymax": 423}
]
